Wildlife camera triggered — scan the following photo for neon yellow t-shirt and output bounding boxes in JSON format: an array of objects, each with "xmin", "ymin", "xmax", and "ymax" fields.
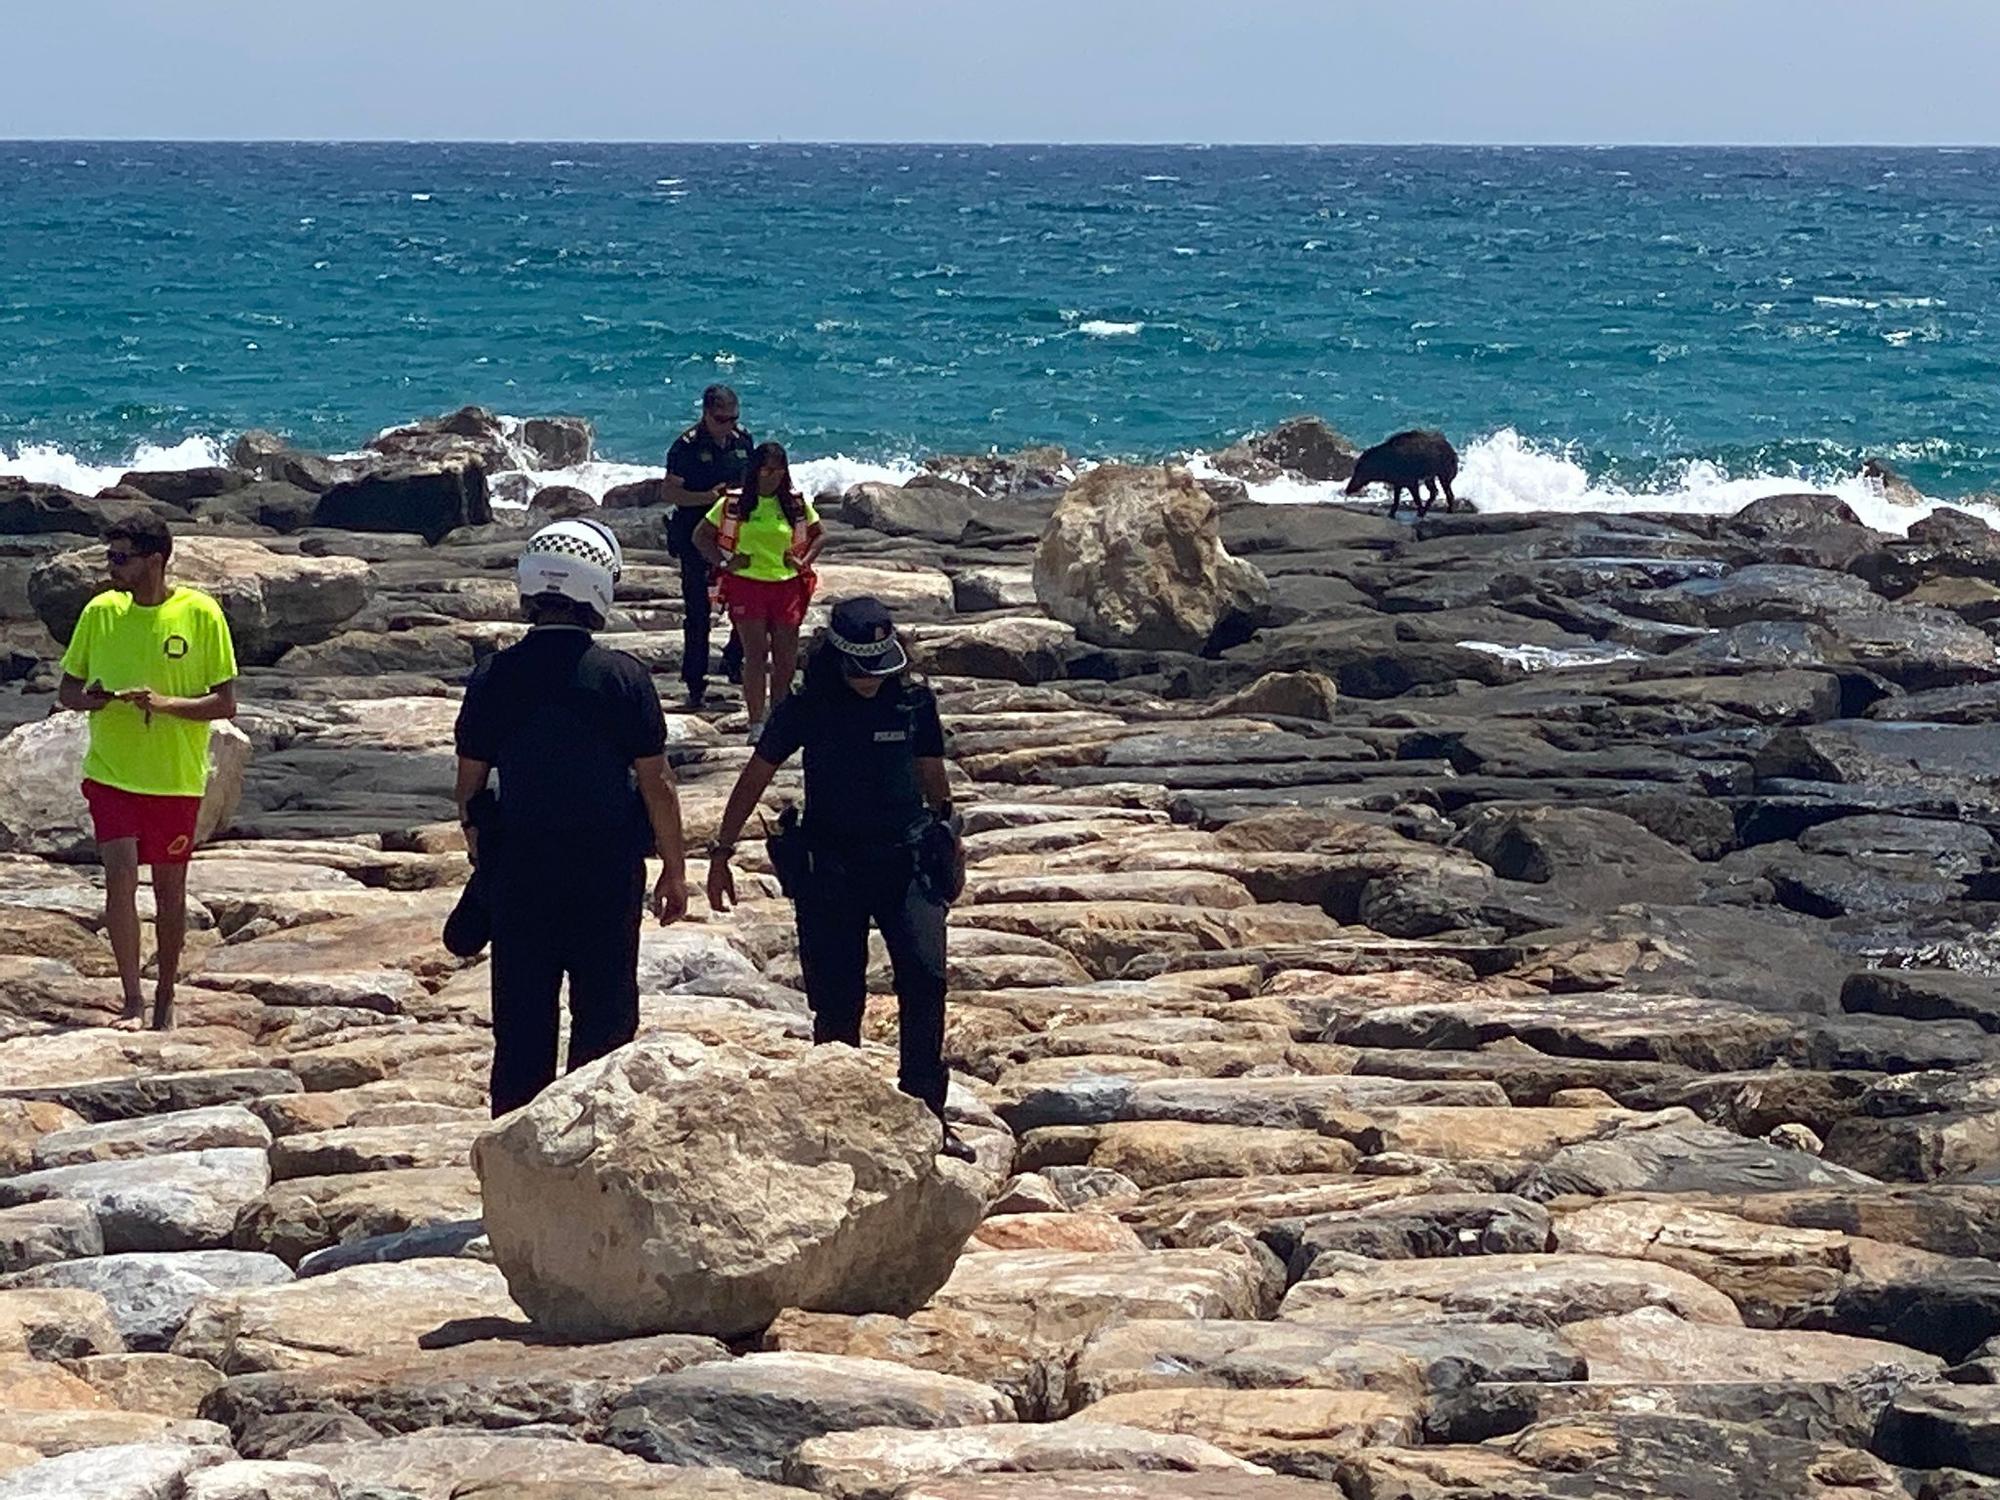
[
  {"xmin": 703, "ymin": 494, "xmax": 820, "ymax": 582},
  {"xmin": 58, "ymin": 587, "xmax": 238, "ymax": 797}
]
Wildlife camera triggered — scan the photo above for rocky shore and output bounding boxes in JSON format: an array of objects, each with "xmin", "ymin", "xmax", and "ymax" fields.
[{"xmin": 3, "ymin": 408, "xmax": 2000, "ymax": 1498}]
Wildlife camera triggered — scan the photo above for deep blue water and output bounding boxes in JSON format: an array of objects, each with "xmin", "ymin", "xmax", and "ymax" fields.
[{"xmin": 2, "ymin": 141, "xmax": 1997, "ymax": 496}]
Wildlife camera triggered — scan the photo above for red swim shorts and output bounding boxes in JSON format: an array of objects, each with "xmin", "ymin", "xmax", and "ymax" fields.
[
  {"xmin": 81, "ymin": 780, "xmax": 201, "ymax": 866},
  {"xmin": 721, "ymin": 574, "xmax": 811, "ymax": 630}
]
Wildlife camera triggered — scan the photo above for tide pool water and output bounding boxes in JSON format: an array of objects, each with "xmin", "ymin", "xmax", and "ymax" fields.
[{"xmin": 3, "ymin": 141, "xmax": 1996, "ymax": 526}]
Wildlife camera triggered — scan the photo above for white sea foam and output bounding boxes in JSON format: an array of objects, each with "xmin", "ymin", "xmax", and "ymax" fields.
[
  {"xmin": 490, "ymin": 450, "xmax": 921, "ymax": 509},
  {"xmin": 1191, "ymin": 427, "xmax": 1996, "ymax": 537},
  {"xmin": 1458, "ymin": 641, "xmax": 1648, "ymax": 672},
  {"xmin": 0, "ymin": 435, "xmax": 229, "ymax": 494},
  {"xmin": 8, "ymin": 423, "xmax": 1994, "ymax": 543},
  {"xmin": 1079, "ymin": 320, "xmax": 1144, "ymax": 338}
]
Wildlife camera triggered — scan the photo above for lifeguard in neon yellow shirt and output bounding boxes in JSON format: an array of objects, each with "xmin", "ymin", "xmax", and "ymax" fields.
[{"xmin": 57, "ymin": 513, "xmax": 238, "ymax": 1031}]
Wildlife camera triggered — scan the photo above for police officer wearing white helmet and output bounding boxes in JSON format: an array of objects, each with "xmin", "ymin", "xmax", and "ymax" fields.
[{"xmin": 453, "ymin": 517, "xmax": 690, "ymax": 1116}]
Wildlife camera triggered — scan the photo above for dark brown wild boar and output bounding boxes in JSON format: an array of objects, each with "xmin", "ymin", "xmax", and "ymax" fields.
[{"xmin": 1343, "ymin": 430, "xmax": 1460, "ymax": 517}]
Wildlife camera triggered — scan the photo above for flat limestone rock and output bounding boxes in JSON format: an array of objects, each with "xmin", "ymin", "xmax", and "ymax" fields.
[
  {"xmin": 171, "ymin": 1258, "xmax": 521, "ymax": 1375},
  {"xmin": 0, "ymin": 1200, "xmax": 102, "ymax": 1275},
  {"xmin": 1069, "ymin": 1122, "xmax": 1361, "ymax": 1188},
  {"xmin": 0, "ymin": 1287, "xmax": 124, "ymax": 1360},
  {"xmin": 0, "ymin": 1101, "xmax": 85, "ymax": 1175},
  {"xmin": 1278, "ymin": 1253, "xmax": 1742, "ymax": 1330},
  {"xmin": 1563, "ymin": 1306, "xmax": 1944, "ymax": 1385},
  {"xmin": 247, "ymin": 1079, "xmax": 484, "ymax": 1139},
  {"xmin": 1517, "ymin": 1115, "xmax": 1881, "ymax": 1200},
  {"xmin": 201, "ymin": 1332, "xmax": 730, "ymax": 1441},
  {"xmin": 930, "ymin": 1248, "xmax": 1280, "ymax": 1325},
  {"xmin": 786, "ymin": 1418, "xmax": 1270, "ymax": 1500},
  {"xmin": 0, "ymin": 1250, "xmax": 292, "ymax": 1351},
  {"xmin": 0, "ymin": 1068, "xmax": 299, "ymax": 1124},
  {"xmin": 182, "ymin": 1460, "xmax": 340, "ymax": 1500},
  {"xmin": 232, "ymin": 1166, "xmax": 482, "ymax": 1266},
  {"xmin": 0, "ymin": 1148, "xmax": 271, "ymax": 1253},
  {"xmin": 764, "ymin": 1305, "xmax": 1084, "ymax": 1423},
  {"xmin": 1874, "ymin": 1385, "xmax": 2000, "ymax": 1477},
  {"xmin": 969, "ymin": 1213, "xmax": 1146, "ymax": 1254},
  {"xmin": 1336, "ymin": 1409, "xmax": 1909, "ymax": 1500},
  {"xmin": 0, "ymin": 1439, "xmax": 228, "ymax": 1499},
  {"xmin": 447, "ymin": 1475, "xmax": 799, "ymax": 1500},
  {"xmin": 1066, "ymin": 1318, "xmax": 1583, "ymax": 1410},
  {"xmin": 603, "ymin": 1351, "xmax": 1013, "ymax": 1479},
  {"xmin": 288, "ymin": 1432, "xmax": 663, "ymax": 1499},
  {"xmin": 890, "ymin": 1476, "xmax": 1331, "ymax": 1500},
  {"xmin": 0, "ymin": 1409, "xmax": 227, "ymax": 1458},
  {"xmin": 0, "ymin": 1358, "xmax": 106, "ymax": 1412},
  {"xmin": 267, "ymin": 1119, "xmax": 487, "ymax": 1181},
  {"xmin": 1071, "ymin": 1389, "xmax": 1419, "ymax": 1476},
  {"xmin": 1550, "ymin": 1198, "xmax": 1854, "ymax": 1324},
  {"xmin": 1286, "ymin": 1192, "xmax": 1552, "ymax": 1274},
  {"xmin": 28, "ymin": 1105, "xmax": 272, "ymax": 1168},
  {"xmin": 995, "ymin": 1074, "xmax": 1505, "ymax": 1132},
  {"xmin": 70, "ymin": 1354, "xmax": 225, "ymax": 1418}
]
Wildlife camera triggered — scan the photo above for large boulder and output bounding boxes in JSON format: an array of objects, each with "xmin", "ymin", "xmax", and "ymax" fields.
[
  {"xmin": 366, "ymin": 406, "xmax": 514, "ymax": 471},
  {"xmin": 1033, "ymin": 465, "xmax": 1269, "ymax": 654},
  {"xmin": 0, "ymin": 714, "xmax": 249, "ymax": 858},
  {"xmin": 473, "ymin": 1037, "xmax": 986, "ymax": 1341},
  {"xmin": 231, "ymin": 431, "xmax": 351, "ymax": 493},
  {"xmin": 29, "ymin": 538, "xmax": 372, "ymax": 667},
  {"xmin": 520, "ymin": 417, "xmax": 592, "ymax": 469},
  {"xmin": 0, "ymin": 482, "xmax": 175, "ymax": 537},
  {"xmin": 312, "ymin": 460, "xmax": 491, "ymax": 545},
  {"xmin": 1212, "ymin": 416, "xmax": 1358, "ymax": 483}
]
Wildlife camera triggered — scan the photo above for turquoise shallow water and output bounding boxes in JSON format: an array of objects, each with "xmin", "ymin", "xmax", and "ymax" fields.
[{"xmin": 2, "ymin": 141, "xmax": 1996, "ymax": 497}]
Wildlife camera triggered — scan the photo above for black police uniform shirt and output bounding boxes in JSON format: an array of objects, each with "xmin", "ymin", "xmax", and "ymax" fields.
[
  {"xmin": 756, "ymin": 678, "xmax": 947, "ymax": 847},
  {"xmin": 454, "ymin": 627, "xmax": 668, "ymax": 857},
  {"xmin": 664, "ymin": 423, "xmax": 755, "ymax": 544}
]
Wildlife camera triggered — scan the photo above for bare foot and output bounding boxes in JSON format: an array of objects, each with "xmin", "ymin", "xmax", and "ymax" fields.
[
  {"xmin": 151, "ymin": 993, "xmax": 176, "ymax": 1032},
  {"xmin": 114, "ymin": 998, "xmax": 147, "ymax": 1032}
]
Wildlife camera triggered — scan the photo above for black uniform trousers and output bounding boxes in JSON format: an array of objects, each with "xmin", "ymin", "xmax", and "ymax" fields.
[
  {"xmin": 487, "ymin": 837, "xmax": 645, "ymax": 1117},
  {"xmin": 669, "ymin": 510, "xmax": 742, "ymax": 694},
  {"xmin": 794, "ymin": 845, "xmax": 949, "ymax": 1119}
]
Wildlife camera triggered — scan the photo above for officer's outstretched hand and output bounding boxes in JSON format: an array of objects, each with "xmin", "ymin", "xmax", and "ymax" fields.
[
  {"xmin": 652, "ymin": 864, "xmax": 689, "ymax": 926},
  {"xmin": 706, "ymin": 853, "xmax": 737, "ymax": 913}
]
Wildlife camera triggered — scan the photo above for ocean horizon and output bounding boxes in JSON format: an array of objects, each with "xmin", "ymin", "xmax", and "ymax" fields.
[{"xmin": 4, "ymin": 140, "xmax": 1996, "ymax": 530}]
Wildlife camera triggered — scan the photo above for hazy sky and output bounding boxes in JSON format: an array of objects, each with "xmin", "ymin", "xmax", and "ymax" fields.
[{"xmin": 8, "ymin": 0, "xmax": 1997, "ymax": 145}]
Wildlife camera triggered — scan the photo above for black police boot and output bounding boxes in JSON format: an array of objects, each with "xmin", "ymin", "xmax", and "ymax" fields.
[{"xmin": 941, "ymin": 1127, "xmax": 977, "ymax": 1163}]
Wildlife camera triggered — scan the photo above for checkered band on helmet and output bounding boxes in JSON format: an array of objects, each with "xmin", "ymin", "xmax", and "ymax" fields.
[
  {"xmin": 518, "ymin": 517, "xmax": 622, "ymax": 619},
  {"xmin": 523, "ymin": 517, "xmax": 622, "ymax": 580}
]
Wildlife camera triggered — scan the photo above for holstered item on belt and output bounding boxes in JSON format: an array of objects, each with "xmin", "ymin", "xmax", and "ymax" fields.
[
  {"xmin": 766, "ymin": 803, "xmax": 811, "ymax": 899},
  {"xmin": 442, "ymin": 789, "xmax": 501, "ymax": 958},
  {"xmin": 913, "ymin": 807, "xmax": 966, "ymax": 906}
]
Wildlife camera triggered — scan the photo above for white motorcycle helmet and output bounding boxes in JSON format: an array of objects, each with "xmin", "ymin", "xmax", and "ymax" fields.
[{"xmin": 517, "ymin": 516, "xmax": 623, "ymax": 623}]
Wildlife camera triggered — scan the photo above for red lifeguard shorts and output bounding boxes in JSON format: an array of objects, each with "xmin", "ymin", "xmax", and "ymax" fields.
[
  {"xmin": 721, "ymin": 574, "xmax": 811, "ymax": 629},
  {"xmin": 81, "ymin": 780, "xmax": 201, "ymax": 866}
]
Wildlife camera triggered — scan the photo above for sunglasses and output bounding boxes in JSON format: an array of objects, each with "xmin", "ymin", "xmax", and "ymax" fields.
[{"xmin": 104, "ymin": 549, "xmax": 139, "ymax": 566}]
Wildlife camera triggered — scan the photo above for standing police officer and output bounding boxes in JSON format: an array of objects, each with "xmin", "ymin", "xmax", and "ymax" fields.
[
  {"xmin": 704, "ymin": 597, "xmax": 974, "ymax": 1160},
  {"xmin": 454, "ymin": 518, "xmax": 690, "ymax": 1116},
  {"xmin": 662, "ymin": 384, "xmax": 751, "ymax": 708}
]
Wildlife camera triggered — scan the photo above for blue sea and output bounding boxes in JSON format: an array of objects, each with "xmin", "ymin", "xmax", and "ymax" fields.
[{"xmin": 3, "ymin": 141, "xmax": 1997, "ymax": 522}]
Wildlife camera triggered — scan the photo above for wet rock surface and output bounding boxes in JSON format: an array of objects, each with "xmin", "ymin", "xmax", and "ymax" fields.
[{"xmin": 2, "ymin": 431, "xmax": 1999, "ymax": 1494}]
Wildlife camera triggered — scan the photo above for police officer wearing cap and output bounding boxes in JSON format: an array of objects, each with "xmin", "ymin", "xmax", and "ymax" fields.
[
  {"xmin": 705, "ymin": 597, "xmax": 974, "ymax": 1160},
  {"xmin": 454, "ymin": 518, "xmax": 691, "ymax": 1116},
  {"xmin": 662, "ymin": 383, "xmax": 751, "ymax": 708}
]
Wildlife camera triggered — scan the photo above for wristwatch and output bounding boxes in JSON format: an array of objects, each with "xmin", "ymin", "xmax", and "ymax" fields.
[{"xmin": 706, "ymin": 840, "xmax": 735, "ymax": 857}]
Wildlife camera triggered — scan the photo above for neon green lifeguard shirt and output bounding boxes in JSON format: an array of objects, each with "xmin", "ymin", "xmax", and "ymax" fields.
[
  {"xmin": 58, "ymin": 587, "xmax": 238, "ymax": 797},
  {"xmin": 704, "ymin": 494, "xmax": 820, "ymax": 582}
]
